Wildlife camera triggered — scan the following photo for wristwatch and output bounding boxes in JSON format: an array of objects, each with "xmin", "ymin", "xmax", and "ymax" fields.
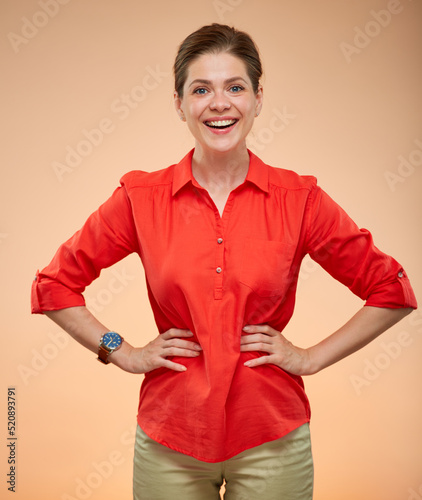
[{"xmin": 97, "ymin": 331, "xmax": 124, "ymax": 365}]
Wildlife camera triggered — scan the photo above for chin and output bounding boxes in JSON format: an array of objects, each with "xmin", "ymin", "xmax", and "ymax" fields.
[{"xmin": 204, "ymin": 138, "xmax": 243, "ymax": 154}]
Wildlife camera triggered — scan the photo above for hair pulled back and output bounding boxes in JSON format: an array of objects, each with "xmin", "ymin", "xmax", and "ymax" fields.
[{"xmin": 174, "ymin": 23, "xmax": 263, "ymax": 98}]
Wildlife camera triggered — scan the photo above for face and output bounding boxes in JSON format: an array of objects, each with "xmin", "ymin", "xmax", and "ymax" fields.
[{"xmin": 174, "ymin": 52, "xmax": 263, "ymax": 155}]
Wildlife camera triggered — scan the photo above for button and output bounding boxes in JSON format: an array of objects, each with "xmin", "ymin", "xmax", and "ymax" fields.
[
  {"xmin": 216, "ymin": 267, "xmax": 222, "ymax": 274},
  {"xmin": 398, "ymin": 271, "xmax": 404, "ymax": 278},
  {"xmin": 217, "ymin": 238, "xmax": 223, "ymax": 244}
]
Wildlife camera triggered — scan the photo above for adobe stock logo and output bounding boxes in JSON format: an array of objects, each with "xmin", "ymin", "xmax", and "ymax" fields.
[
  {"xmin": 7, "ymin": 0, "xmax": 72, "ymax": 54},
  {"xmin": 349, "ymin": 311, "xmax": 421, "ymax": 396},
  {"xmin": 17, "ymin": 330, "xmax": 69, "ymax": 386},
  {"xmin": 407, "ymin": 482, "xmax": 422, "ymax": 500},
  {"xmin": 61, "ymin": 425, "xmax": 136, "ymax": 500},
  {"xmin": 212, "ymin": 0, "xmax": 243, "ymax": 22},
  {"xmin": 384, "ymin": 138, "xmax": 422, "ymax": 192},
  {"xmin": 247, "ymin": 107, "xmax": 297, "ymax": 153},
  {"xmin": 85, "ymin": 267, "xmax": 135, "ymax": 314},
  {"xmin": 52, "ymin": 64, "xmax": 170, "ymax": 182},
  {"xmin": 339, "ymin": 0, "xmax": 408, "ymax": 63}
]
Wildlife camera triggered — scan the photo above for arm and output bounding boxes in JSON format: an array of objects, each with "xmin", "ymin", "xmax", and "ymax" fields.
[
  {"xmin": 44, "ymin": 306, "xmax": 202, "ymax": 374},
  {"xmin": 241, "ymin": 306, "xmax": 413, "ymax": 375},
  {"xmin": 242, "ymin": 183, "xmax": 417, "ymax": 374},
  {"xmin": 33, "ymin": 177, "xmax": 201, "ymax": 373}
]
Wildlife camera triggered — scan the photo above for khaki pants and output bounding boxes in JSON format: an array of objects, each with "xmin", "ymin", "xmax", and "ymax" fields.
[{"xmin": 133, "ymin": 423, "xmax": 313, "ymax": 499}]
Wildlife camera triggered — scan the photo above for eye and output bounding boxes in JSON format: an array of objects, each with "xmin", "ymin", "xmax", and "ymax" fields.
[
  {"xmin": 229, "ymin": 85, "xmax": 244, "ymax": 93},
  {"xmin": 193, "ymin": 87, "xmax": 208, "ymax": 95}
]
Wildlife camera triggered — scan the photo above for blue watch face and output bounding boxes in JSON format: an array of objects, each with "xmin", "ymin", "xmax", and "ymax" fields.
[{"xmin": 102, "ymin": 332, "xmax": 122, "ymax": 350}]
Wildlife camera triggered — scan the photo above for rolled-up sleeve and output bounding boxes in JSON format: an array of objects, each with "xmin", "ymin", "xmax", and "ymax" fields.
[
  {"xmin": 305, "ymin": 183, "xmax": 417, "ymax": 309},
  {"xmin": 31, "ymin": 175, "xmax": 139, "ymax": 314}
]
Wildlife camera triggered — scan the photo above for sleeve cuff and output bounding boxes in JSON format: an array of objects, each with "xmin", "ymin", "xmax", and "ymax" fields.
[
  {"xmin": 364, "ymin": 269, "xmax": 418, "ymax": 309},
  {"xmin": 31, "ymin": 270, "xmax": 86, "ymax": 314}
]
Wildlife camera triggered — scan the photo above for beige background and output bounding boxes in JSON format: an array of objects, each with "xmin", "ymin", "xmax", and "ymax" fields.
[{"xmin": 2, "ymin": 0, "xmax": 422, "ymax": 499}]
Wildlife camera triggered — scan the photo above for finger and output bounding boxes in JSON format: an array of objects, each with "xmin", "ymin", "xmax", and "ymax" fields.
[
  {"xmin": 244, "ymin": 355, "xmax": 273, "ymax": 368},
  {"xmin": 240, "ymin": 342, "xmax": 273, "ymax": 354},
  {"xmin": 158, "ymin": 359, "xmax": 189, "ymax": 372},
  {"xmin": 161, "ymin": 346, "xmax": 202, "ymax": 358},
  {"xmin": 164, "ymin": 338, "xmax": 202, "ymax": 351},
  {"xmin": 240, "ymin": 333, "xmax": 272, "ymax": 345},
  {"xmin": 161, "ymin": 329, "xmax": 193, "ymax": 340},
  {"xmin": 243, "ymin": 325, "xmax": 278, "ymax": 336}
]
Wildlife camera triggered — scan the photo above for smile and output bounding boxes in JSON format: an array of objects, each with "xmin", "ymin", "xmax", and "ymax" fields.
[{"xmin": 204, "ymin": 119, "xmax": 238, "ymax": 129}]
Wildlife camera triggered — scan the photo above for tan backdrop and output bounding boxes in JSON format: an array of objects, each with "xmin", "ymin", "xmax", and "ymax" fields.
[{"xmin": 2, "ymin": 0, "xmax": 421, "ymax": 499}]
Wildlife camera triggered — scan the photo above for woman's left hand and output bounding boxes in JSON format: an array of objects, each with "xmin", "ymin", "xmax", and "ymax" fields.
[{"xmin": 240, "ymin": 324, "xmax": 313, "ymax": 376}]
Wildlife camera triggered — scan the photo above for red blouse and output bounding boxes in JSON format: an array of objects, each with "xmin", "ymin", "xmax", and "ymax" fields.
[{"xmin": 31, "ymin": 149, "xmax": 417, "ymax": 462}]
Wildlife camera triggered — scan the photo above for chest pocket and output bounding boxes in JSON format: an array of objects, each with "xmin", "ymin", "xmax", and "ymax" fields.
[{"xmin": 239, "ymin": 238, "xmax": 296, "ymax": 297}]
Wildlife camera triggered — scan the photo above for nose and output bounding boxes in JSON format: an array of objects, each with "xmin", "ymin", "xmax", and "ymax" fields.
[{"xmin": 210, "ymin": 90, "xmax": 231, "ymax": 112}]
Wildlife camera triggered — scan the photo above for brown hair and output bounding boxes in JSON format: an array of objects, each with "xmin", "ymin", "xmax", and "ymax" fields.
[{"xmin": 174, "ymin": 23, "xmax": 263, "ymax": 98}]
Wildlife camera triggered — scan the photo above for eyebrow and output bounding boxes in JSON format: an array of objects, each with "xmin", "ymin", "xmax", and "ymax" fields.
[{"xmin": 188, "ymin": 76, "xmax": 248, "ymax": 88}]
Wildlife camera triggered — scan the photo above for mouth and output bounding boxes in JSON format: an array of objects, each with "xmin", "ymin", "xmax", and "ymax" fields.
[{"xmin": 204, "ymin": 119, "xmax": 239, "ymax": 129}]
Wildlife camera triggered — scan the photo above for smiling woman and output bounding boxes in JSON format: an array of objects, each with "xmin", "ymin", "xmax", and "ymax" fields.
[
  {"xmin": 31, "ymin": 23, "xmax": 417, "ymax": 500},
  {"xmin": 174, "ymin": 51, "xmax": 263, "ymax": 193}
]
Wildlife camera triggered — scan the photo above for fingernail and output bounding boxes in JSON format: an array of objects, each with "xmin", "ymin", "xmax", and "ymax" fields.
[
  {"xmin": 195, "ymin": 345, "xmax": 202, "ymax": 350},
  {"xmin": 244, "ymin": 361, "xmax": 251, "ymax": 367},
  {"xmin": 243, "ymin": 325, "xmax": 251, "ymax": 332}
]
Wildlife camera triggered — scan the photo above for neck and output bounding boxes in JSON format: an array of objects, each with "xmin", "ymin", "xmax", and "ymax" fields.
[{"xmin": 192, "ymin": 143, "xmax": 250, "ymax": 191}]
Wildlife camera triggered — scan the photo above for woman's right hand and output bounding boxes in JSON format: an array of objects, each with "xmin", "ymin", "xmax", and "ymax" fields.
[
  {"xmin": 43, "ymin": 307, "xmax": 200, "ymax": 374},
  {"xmin": 113, "ymin": 328, "xmax": 202, "ymax": 374}
]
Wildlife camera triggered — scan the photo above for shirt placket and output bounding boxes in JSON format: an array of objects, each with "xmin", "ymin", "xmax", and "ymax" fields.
[
  {"xmin": 213, "ymin": 193, "xmax": 236, "ymax": 300},
  {"xmin": 214, "ymin": 223, "xmax": 224, "ymax": 300},
  {"xmin": 193, "ymin": 184, "xmax": 236, "ymax": 301}
]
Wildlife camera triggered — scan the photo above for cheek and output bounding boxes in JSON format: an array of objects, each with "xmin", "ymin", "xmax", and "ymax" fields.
[
  {"xmin": 240, "ymin": 98, "xmax": 256, "ymax": 116},
  {"xmin": 185, "ymin": 101, "xmax": 204, "ymax": 121},
  {"xmin": 242, "ymin": 102, "xmax": 256, "ymax": 124}
]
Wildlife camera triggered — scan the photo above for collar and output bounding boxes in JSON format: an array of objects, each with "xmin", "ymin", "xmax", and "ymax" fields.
[{"xmin": 172, "ymin": 148, "xmax": 269, "ymax": 196}]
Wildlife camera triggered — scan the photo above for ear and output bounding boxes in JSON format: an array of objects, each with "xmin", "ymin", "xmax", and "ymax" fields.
[
  {"xmin": 174, "ymin": 91, "xmax": 185, "ymax": 121},
  {"xmin": 255, "ymin": 85, "xmax": 263, "ymax": 117}
]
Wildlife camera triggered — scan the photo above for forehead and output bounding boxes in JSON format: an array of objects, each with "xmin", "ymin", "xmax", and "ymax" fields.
[{"xmin": 185, "ymin": 52, "xmax": 249, "ymax": 84}]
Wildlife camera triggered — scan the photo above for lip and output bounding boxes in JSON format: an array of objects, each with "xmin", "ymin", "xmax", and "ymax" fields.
[{"xmin": 203, "ymin": 116, "xmax": 239, "ymax": 135}]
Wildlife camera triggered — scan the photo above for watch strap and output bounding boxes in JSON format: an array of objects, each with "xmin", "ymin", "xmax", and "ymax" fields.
[{"xmin": 98, "ymin": 344, "xmax": 111, "ymax": 364}]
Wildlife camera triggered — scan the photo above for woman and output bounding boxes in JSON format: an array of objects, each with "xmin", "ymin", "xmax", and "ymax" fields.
[{"xmin": 32, "ymin": 24, "xmax": 417, "ymax": 499}]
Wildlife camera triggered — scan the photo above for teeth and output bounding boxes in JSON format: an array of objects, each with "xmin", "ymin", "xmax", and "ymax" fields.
[{"xmin": 206, "ymin": 119, "xmax": 237, "ymax": 128}]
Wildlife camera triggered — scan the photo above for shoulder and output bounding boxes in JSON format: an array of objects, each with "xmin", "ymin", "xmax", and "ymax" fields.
[
  {"xmin": 118, "ymin": 163, "xmax": 176, "ymax": 190},
  {"xmin": 250, "ymin": 150, "xmax": 317, "ymax": 192},
  {"xmin": 268, "ymin": 163, "xmax": 317, "ymax": 192}
]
